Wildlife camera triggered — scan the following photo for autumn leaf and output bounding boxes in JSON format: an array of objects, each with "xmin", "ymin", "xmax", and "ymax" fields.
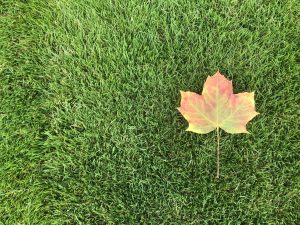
[
  {"xmin": 177, "ymin": 71, "xmax": 259, "ymax": 178},
  {"xmin": 177, "ymin": 71, "xmax": 259, "ymax": 134}
]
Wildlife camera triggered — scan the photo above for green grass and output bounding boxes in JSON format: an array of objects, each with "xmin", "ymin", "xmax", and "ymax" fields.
[{"xmin": 0, "ymin": 0, "xmax": 299, "ymax": 224}]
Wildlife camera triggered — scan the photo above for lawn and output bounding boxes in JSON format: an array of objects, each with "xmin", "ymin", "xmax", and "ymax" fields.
[{"xmin": 0, "ymin": 0, "xmax": 299, "ymax": 224}]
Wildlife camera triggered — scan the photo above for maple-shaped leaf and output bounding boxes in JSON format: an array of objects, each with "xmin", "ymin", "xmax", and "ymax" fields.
[{"xmin": 178, "ymin": 71, "xmax": 259, "ymax": 134}]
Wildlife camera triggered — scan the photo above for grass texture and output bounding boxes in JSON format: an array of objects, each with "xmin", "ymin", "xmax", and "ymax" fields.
[{"xmin": 0, "ymin": 0, "xmax": 299, "ymax": 224}]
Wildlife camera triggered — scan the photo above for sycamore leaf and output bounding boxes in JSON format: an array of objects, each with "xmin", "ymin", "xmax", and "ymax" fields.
[{"xmin": 178, "ymin": 71, "xmax": 259, "ymax": 134}]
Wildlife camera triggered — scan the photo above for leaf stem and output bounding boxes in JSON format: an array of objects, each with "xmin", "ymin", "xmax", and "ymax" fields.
[{"xmin": 216, "ymin": 127, "xmax": 220, "ymax": 178}]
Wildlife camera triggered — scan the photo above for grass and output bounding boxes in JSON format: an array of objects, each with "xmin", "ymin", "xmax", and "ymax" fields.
[{"xmin": 0, "ymin": 0, "xmax": 299, "ymax": 224}]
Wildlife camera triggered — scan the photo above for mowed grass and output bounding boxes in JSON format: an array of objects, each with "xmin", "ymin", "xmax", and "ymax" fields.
[{"xmin": 0, "ymin": 0, "xmax": 299, "ymax": 224}]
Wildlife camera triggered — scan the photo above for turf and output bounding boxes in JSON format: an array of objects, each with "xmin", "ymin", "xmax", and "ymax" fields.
[{"xmin": 0, "ymin": 0, "xmax": 299, "ymax": 224}]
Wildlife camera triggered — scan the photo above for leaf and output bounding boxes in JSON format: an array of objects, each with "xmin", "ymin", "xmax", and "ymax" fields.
[{"xmin": 178, "ymin": 71, "xmax": 259, "ymax": 134}]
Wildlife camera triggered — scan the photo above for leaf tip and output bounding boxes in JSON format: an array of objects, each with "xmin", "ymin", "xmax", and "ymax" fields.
[{"xmin": 185, "ymin": 126, "xmax": 191, "ymax": 132}]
